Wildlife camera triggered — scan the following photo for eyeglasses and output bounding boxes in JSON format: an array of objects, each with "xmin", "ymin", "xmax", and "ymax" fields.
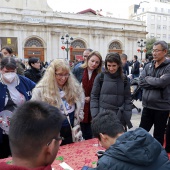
[
  {"xmin": 47, "ymin": 136, "xmax": 64, "ymax": 146},
  {"xmin": 55, "ymin": 73, "xmax": 70, "ymax": 78},
  {"xmin": 152, "ymin": 49, "xmax": 164, "ymax": 53}
]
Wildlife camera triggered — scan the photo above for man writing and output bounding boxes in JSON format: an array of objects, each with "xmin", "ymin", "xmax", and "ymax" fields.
[
  {"xmin": 139, "ymin": 40, "xmax": 170, "ymax": 146},
  {"xmin": 82, "ymin": 111, "xmax": 170, "ymax": 170},
  {"xmin": 0, "ymin": 101, "xmax": 64, "ymax": 170}
]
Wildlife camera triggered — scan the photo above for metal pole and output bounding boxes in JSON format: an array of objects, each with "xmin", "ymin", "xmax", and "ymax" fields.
[
  {"xmin": 141, "ymin": 49, "xmax": 142, "ymax": 61},
  {"xmin": 66, "ymin": 41, "xmax": 68, "ymax": 60}
]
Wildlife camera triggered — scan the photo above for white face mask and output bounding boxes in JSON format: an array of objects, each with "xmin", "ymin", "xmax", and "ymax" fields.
[{"xmin": 2, "ymin": 72, "xmax": 17, "ymax": 83}]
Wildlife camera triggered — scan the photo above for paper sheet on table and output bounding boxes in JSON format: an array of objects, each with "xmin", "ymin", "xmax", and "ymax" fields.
[{"xmin": 59, "ymin": 162, "xmax": 74, "ymax": 170}]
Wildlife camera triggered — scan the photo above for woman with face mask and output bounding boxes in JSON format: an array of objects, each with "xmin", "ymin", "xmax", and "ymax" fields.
[
  {"xmin": 90, "ymin": 53, "xmax": 132, "ymax": 131},
  {"xmin": 0, "ymin": 57, "xmax": 36, "ymax": 159}
]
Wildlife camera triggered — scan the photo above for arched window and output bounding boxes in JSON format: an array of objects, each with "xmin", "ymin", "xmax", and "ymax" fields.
[
  {"xmin": 109, "ymin": 42, "xmax": 121, "ymax": 50},
  {"xmin": 71, "ymin": 40, "xmax": 86, "ymax": 48},
  {"xmin": 25, "ymin": 38, "xmax": 43, "ymax": 47}
]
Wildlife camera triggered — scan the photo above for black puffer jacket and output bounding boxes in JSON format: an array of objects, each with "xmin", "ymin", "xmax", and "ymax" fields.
[
  {"xmin": 24, "ymin": 67, "xmax": 44, "ymax": 83},
  {"xmin": 90, "ymin": 72, "xmax": 132, "ymax": 128},
  {"xmin": 85, "ymin": 128, "xmax": 170, "ymax": 170},
  {"xmin": 139, "ymin": 59, "xmax": 170, "ymax": 110}
]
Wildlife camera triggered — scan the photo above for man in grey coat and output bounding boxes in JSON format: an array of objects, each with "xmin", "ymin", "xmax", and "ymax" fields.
[{"xmin": 139, "ymin": 40, "xmax": 170, "ymax": 146}]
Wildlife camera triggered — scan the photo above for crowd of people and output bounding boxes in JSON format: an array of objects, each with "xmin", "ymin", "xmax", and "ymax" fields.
[{"xmin": 0, "ymin": 40, "xmax": 170, "ymax": 170}]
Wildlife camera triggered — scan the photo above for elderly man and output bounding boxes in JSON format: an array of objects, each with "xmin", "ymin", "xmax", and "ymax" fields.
[
  {"xmin": 139, "ymin": 40, "xmax": 170, "ymax": 146},
  {"xmin": 72, "ymin": 48, "xmax": 93, "ymax": 82}
]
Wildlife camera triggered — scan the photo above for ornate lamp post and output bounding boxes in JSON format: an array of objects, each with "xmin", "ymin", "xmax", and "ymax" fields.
[
  {"xmin": 61, "ymin": 34, "xmax": 73, "ymax": 60},
  {"xmin": 137, "ymin": 39, "xmax": 146, "ymax": 61}
]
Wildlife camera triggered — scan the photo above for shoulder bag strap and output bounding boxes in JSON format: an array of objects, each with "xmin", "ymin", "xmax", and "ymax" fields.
[
  {"xmin": 99, "ymin": 72, "xmax": 104, "ymax": 90},
  {"xmin": 61, "ymin": 99, "xmax": 73, "ymax": 130}
]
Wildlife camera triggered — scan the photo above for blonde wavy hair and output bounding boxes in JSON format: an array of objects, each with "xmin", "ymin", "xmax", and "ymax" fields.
[
  {"xmin": 35, "ymin": 59, "xmax": 83, "ymax": 107},
  {"xmin": 81, "ymin": 51, "xmax": 103, "ymax": 73}
]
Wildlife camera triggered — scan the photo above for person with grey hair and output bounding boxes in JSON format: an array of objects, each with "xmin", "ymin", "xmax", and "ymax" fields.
[
  {"xmin": 120, "ymin": 53, "xmax": 129, "ymax": 75},
  {"xmin": 139, "ymin": 40, "xmax": 170, "ymax": 148},
  {"xmin": 72, "ymin": 48, "xmax": 93, "ymax": 83},
  {"xmin": 0, "ymin": 57, "xmax": 35, "ymax": 158}
]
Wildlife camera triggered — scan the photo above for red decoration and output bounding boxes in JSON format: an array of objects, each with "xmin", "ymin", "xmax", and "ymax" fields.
[
  {"xmin": 69, "ymin": 46, "xmax": 73, "ymax": 51},
  {"xmin": 143, "ymin": 49, "xmax": 147, "ymax": 53},
  {"xmin": 137, "ymin": 49, "xmax": 141, "ymax": 52},
  {"xmin": 61, "ymin": 46, "xmax": 65, "ymax": 50}
]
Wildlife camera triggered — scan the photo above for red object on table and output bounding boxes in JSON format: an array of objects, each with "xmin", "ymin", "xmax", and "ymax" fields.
[{"xmin": 0, "ymin": 138, "xmax": 104, "ymax": 170}]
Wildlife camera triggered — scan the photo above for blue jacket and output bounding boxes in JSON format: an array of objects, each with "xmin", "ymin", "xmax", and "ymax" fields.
[
  {"xmin": 0, "ymin": 75, "xmax": 35, "ymax": 141},
  {"xmin": 122, "ymin": 62, "xmax": 129, "ymax": 75},
  {"xmin": 82, "ymin": 128, "xmax": 170, "ymax": 170},
  {"xmin": 72, "ymin": 63, "xmax": 84, "ymax": 83}
]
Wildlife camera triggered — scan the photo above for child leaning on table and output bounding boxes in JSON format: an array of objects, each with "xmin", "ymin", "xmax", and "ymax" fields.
[
  {"xmin": 82, "ymin": 111, "xmax": 170, "ymax": 170},
  {"xmin": 0, "ymin": 101, "xmax": 65, "ymax": 170}
]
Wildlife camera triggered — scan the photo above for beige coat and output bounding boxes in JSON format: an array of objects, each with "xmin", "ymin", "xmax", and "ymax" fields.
[{"xmin": 31, "ymin": 87, "xmax": 85, "ymax": 126}]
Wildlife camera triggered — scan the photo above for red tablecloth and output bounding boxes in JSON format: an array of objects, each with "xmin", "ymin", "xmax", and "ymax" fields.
[
  {"xmin": 0, "ymin": 138, "xmax": 104, "ymax": 170},
  {"xmin": 0, "ymin": 138, "xmax": 170, "ymax": 170}
]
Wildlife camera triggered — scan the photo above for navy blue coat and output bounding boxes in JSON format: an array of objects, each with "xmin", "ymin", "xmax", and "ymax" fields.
[
  {"xmin": 83, "ymin": 128, "xmax": 170, "ymax": 170},
  {"xmin": 72, "ymin": 63, "xmax": 84, "ymax": 83},
  {"xmin": 0, "ymin": 75, "xmax": 35, "ymax": 142}
]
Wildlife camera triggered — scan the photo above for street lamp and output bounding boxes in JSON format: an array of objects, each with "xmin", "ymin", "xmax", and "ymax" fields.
[
  {"xmin": 61, "ymin": 34, "xmax": 73, "ymax": 60},
  {"xmin": 137, "ymin": 39, "xmax": 146, "ymax": 61}
]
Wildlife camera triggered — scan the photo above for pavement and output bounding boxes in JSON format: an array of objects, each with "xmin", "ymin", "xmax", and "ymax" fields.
[{"xmin": 129, "ymin": 100, "xmax": 154, "ymax": 134}]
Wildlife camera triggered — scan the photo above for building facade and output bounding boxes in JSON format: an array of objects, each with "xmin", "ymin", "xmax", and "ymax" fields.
[
  {"xmin": 0, "ymin": 0, "xmax": 147, "ymax": 61},
  {"xmin": 131, "ymin": 0, "xmax": 170, "ymax": 43}
]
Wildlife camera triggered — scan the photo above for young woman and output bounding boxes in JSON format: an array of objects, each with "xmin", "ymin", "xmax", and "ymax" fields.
[
  {"xmin": 73, "ymin": 51, "xmax": 102, "ymax": 140},
  {"xmin": 31, "ymin": 59, "xmax": 85, "ymax": 145},
  {"xmin": 90, "ymin": 52, "xmax": 132, "ymax": 130}
]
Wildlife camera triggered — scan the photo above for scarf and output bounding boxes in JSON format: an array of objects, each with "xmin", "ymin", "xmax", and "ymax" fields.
[{"xmin": 82, "ymin": 68, "xmax": 97, "ymax": 123}]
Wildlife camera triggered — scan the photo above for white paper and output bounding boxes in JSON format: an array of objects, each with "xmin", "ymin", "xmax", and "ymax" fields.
[{"xmin": 59, "ymin": 162, "xmax": 74, "ymax": 170}]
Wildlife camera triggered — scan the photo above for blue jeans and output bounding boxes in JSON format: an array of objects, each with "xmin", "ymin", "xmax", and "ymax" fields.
[{"xmin": 132, "ymin": 74, "xmax": 139, "ymax": 79}]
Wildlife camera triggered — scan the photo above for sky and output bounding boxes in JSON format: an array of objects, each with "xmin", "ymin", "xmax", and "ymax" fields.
[{"xmin": 47, "ymin": 0, "xmax": 143, "ymax": 19}]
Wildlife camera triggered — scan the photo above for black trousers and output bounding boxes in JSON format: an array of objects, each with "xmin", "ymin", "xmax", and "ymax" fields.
[
  {"xmin": 165, "ymin": 116, "xmax": 170, "ymax": 153},
  {"xmin": 60, "ymin": 125, "xmax": 73, "ymax": 146},
  {"xmin": 0, "ymin": 134, "xmax": 11, "ymax": 159},
  {"xmin": 80, "ymin": 122, "xmax": 92, "ymax": 140},
  {"xmin": 139, "ymin": 107, "xmax": 169, "ymax": 145}
]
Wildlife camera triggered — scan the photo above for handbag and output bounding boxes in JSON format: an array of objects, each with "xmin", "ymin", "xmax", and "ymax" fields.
[
  {"xmin": 61, "ymin": 100, "xmax": 83, "ymax": 142},
  {"xmin": 0, "ymin": 89, "xmax": 17, "ymax": 134}
]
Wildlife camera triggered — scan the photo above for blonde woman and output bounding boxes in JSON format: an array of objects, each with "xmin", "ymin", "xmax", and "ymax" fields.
[
  {"xmin": 31, "ymin": 59, "xmax": 85, "ymax": 145},
  {"xmin": 73, "ymin": 51, "xmax": 102, "ymax": 140}
]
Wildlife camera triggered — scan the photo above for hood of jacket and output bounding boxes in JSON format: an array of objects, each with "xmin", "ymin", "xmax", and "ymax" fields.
[{"xmin": 104, "ymin": 128, "xmax": 162, "ymax": 166}]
